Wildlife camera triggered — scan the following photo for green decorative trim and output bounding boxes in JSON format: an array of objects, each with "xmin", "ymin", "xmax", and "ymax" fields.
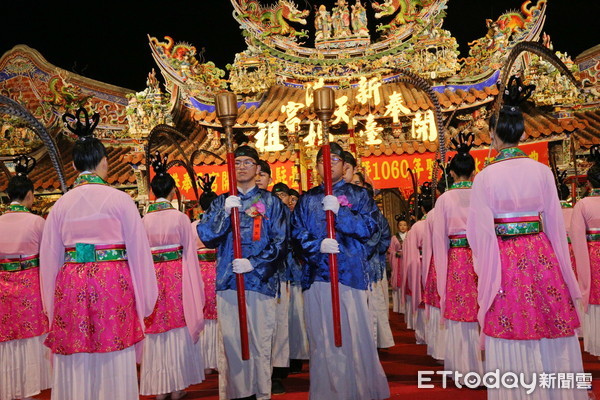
[
  {"xmin": 589, "ymin": 189, "xmax": 600, "ymax": 197},
  {"xmin": 491, "ymin": 147, "xmax": 528, "ymax": 165},
  {"xmin": 197, "ymin": 251, "xmax": 217, "ymax": 262},
  {"xmin": 560, "ymin": 201, "xmax": 573, "ymax": 208},
  {"xmin": 449, "ymin": 237, "xmax": 469, "ymax": 247},
  {"xmin": 450, "ymin": 181, "xmax": 473, "ymax": 190},
  {"xmin": 0, "ymin": 256, "xmax": 39, "ymax": 272},
  {"xmin": 587, "ymin": 233, "xmax": 600, "ymax": 242},
  {"xmin": 495, "ymin": 221, "xmax": 540, "ymax": 236},
  {"xmin": 152, "ymin": 248, "xmax": 183, "ymax": 263},
  {"xmin": 65, "ymin": 245, "xmax": 127, "ymax": 263},
  {"xmin": 147, "ymin": 201, "xmax": 175, "ymax": 213},
  {"xmin": 73, "ymin": 173, "xmax": 108, "ymax": 188},
  {"xmin": 5, "ymin": 204, "xmax": 30, "ymax": 213}
]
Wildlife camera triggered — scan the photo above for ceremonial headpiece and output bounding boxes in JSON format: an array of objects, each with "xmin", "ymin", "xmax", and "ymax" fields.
[
  {"xmin": 501, "ymin": 75, "xmax": 535, "ymax": 113},
  {"xmin": 199, "ymin": 173, "xmax": 217, "ymax": 212},
  {"xmin": 149, "ymin": 151, "xmax": 169, "ymax": 176},
  {"xmin": 62, "ymin": 107, "xmax": 100, "ymax": 141},
  {"xmin": 13, "ymin": 155, "xmax": 36, "ymax": 177}
]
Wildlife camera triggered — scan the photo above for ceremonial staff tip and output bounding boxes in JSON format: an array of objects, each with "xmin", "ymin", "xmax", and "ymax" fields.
[
  {"xmin": 215, "ymin": 92, "xmax": 238, "ymax": 125},
  {"xmin": 314, "ymin": 87, "xmax": 335, "ymax": 121}
]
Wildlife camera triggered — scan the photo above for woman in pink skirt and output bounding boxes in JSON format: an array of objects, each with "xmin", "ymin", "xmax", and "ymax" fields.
[
  {"xmin": 40, "ymin": 108, "xmax": 158, "ymax": 400},
  {"xmin": 433, "ymin": 133, "xmax": 483, "ymax": 383},
  {"xmin": 140, "ymin": 154, "xmax": 206, "ymax": 400},
  {"xmin": 193, "ymin": 176, "xmax": 219, "ymax": 373},
  {"xmin": 467, "ymin": 77, "xmax": 585, "ymax": 400},
  {"xmin": 571, "ymin": 149, "xmax": 600, "ymax": 357},
  {"xmin": 0, "ymin": 156, "xmax": 51, "ymax": 400},
  {"xmin": 388, "ymin": 214, "xmax": 408, "ymax": 314}
]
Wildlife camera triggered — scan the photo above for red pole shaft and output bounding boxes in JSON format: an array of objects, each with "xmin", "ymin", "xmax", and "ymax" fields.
[
  {"xmin": 321, "ymin": 145, "xmax": 342, "ymax": 347},
  {"xmin": 226, "ymin": 152, "xmax": 250, "ymax": 360}
]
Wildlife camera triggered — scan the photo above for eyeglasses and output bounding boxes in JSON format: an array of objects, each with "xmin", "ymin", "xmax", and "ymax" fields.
[
  {"xmin": 235, "ymin": 160, "xmax": 257, "ymax": 168},
  {"xmin": 316, "ymin": 156, "xmax": 343, "ymax": 165}
]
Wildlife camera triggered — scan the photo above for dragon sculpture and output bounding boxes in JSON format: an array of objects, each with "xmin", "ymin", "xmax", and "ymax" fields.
[
  {"xmin": 460, "ymin": 0, "xmax": 547, "ymax": 76},
  {"xmin": 237, "ymin": 0, "xmax": 310, "ymax": 39},
  {"xmin": 372, "ymin": 0, "xmax": 435, "ymax": 33},
  {"xmin": 149, "ymin": 36, "xmax": 227, "ymax": 90}
]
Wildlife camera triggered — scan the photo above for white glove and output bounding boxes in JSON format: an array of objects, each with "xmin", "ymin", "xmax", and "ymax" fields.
[
  {"xmin": 224, "ymin": 195, "xmax": 242, "ymax": 214},
  {"xmin": 320, "ymin": 238, "xmax": 340, "ymax": 254},
  {"xmin": 232, "ymin": 258, "xmax": 254, "ymax": 274},
  {"xmin": 322, "ymin": 195, "xmax": 340, "ymax": 215}
]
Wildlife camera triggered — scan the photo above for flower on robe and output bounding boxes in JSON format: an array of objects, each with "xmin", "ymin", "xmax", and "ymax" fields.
[
  {"xmin": 246, "ymin": 200, "xmax": 267, "ymax": 218},
  {"xmin": 337, "ymin": 195, "xmax": 352, "ymax": 209}
]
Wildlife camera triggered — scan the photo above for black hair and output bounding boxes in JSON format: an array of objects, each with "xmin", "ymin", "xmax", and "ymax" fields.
[
  {"xmin": 448, "ymin": 132, "xmax": 476, "ymax": 178},
  {"xmin": 272, "ymin": 182, "xmax": 290, "ymax": 195},
  {"xmin": 342, "ymin": 151, "xmax": 357, "ymax": 168},
  {"xmin": 198, "ymin": 173, "xmax": 217, "ymax": 211},
  {"xmin": 589, "ymin": 146, "xmax": 600, "ymax": 188},
  {"xmin": 149, "ymin": 152, "xmax": 176, "ymax": 198},
  {"xmin": 257, "ymin": 160, "xmax": 271, "ymax": 176},
  {"xmin": 317, "ymin": 142, "xmax": 345, "ymax": 160},
  {"xmin": 234, "ymin": 145, "xmax": 260, "ymax": 163},
  {"xmin": 395, "ymin": 213, "xmax": 408, "ymax": 223},
  {"xmin": 556, "ymin": 169, "xmax": 570, "ymax": 200},
  {"xmin": 7, "ymin": 155, "xmax": 35, "ymax": 201},
  {"xmin": 289, "ymin": 188, "xmax": 300, "ymax": 198},
  {"xmin": 491, "ymin": 76, "xmax": 535, "ymax": 144},
  {"xmin": 418, "ymin": 182, "xmax": 434, "ymax": 213},
  {"xmin": 365, "ymin": 182, "xmax": 375, "ymax": 198},
  {"xmin": 64, "ymin": 107, "xmax": 107, "ymax": 172},
  {"xmin": 353, "ymin": 171, "xmax": 366, "ymax": 186}
]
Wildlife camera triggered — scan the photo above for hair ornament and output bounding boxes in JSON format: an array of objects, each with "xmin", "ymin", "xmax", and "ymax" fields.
[
  {"xmin": 199, "ymin": 173, "xmax": 216, "ymax": 194},
  {"xmin": 150, "ymin": 151, "xmax": 169, "ymax": 176},
  {"xmin": 502, "ymin": 75, "xmax": 535, "ymax": 111},
  {"xmin": 450, "ymin": 132, "xmax": 475, "ymax": 157},
  {"xmin": 62, "ymin": 107, "xmax": 100, "ymax": 140},
  {"xmin": 13, "ymin": 155, "xmax": 36, "ymax": 176},
  {"xmin": 395, "ymin": 212, "xmax": 407, "ymax": 222}
]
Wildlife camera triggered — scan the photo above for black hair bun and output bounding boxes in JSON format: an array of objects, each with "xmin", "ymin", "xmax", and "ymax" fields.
[
  {"xmin": 199, "ymin": 173, "xmax": 216, "ymax": 194},
  {"xmin": 591, "ymin": 145, "xmax": 600, "ymax": 164},
  {"xmin": 450, "ymin": 132, "xmax": 474, "ymax": 156},
  {"xmin": 502, "ymin": 75, "xmax": 535, "ymax": 111},
  {"xmin": 63, "ymin": 107, "xmax": 100, "ymax": 140},
  {"xmin": 150, "ymin": 151, "xmax": 169, "ymax": 176},
  {"xmin": 395, "ymin": 212, "xmax": 407, "ymax": 222},
  {"xmin": 13, "ymin": 155, "xmax": 36, "ymax": 176}
]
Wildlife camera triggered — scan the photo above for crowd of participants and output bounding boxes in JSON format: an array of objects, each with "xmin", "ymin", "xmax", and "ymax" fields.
[{"xmin": 0, "ymin": 77, "xmax": 598, "ymax": 400}]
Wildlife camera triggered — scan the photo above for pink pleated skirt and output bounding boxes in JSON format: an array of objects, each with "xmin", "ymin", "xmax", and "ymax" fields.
[
  {"xmin": 444, "ymin": 247, "xmax": 478, "ymax": 322},
  {"xmin": 45, "ymin": 260, "xmax": 144, "ymax": 354},
  {"xmin": 0, "ymin": 267, "xmax": 48, "ymax": 342},
  {"xmin": 144, "ymin": 258, "xmax": 186, "ymax": 334},
  {"xmin": 484, "ymin": 233, "xmax": 580, "ymax": 340}
]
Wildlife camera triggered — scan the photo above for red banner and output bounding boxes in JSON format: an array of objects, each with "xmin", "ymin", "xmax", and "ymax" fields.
[
  {"xmin": 362, "ymin": 141, "xmax": 549, "ymax": 198},
  {"xmin": 158, "ymin": 142, "xmax": 548, "ymax": 200}
]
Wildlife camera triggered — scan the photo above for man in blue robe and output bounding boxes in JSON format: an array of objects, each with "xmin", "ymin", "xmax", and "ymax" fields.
[
  {"xmin": 197, "ymin": 145, "xmax": 287, "ymax": 400},
  {"xmin": 290, "ymin": 142, "xmax": 390, "ymax": 399}
]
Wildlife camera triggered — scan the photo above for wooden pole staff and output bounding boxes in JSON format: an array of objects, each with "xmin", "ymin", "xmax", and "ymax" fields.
[
  {"xmin": 313, "ymin": 87, "xmax": 342, "ymax": 347},
  {"xmin": 215, "ymin": 92, "xmax": 250, "ymax": 360}
]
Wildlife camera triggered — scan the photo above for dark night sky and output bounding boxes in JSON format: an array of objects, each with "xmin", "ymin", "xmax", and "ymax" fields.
[{"xmin": 1, "ymin": 1, "xmax": 598, "ymax": 91}]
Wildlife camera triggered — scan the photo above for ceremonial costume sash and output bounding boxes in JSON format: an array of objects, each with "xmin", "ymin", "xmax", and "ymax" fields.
[
  {"xmin": 587, "ymin": 228, "xmax": 600, "ymax": 242},
  {"xmin": 494, "ymin": 212, "xmax": 541, "ymax": 236},
  {"xmin": 449, "ymin": 232, "xmax": 469, "ymax": 248},
  {"xmin": 64, "ymin": 244, "xmax": 127, "ymax": 263},
  {"xmin": 0, "ymin": 254, "xmax": 39, "ymax": 271},
  {"xmin": 151, "ymin": 244, "xmax": 183, "ymax": 263}
]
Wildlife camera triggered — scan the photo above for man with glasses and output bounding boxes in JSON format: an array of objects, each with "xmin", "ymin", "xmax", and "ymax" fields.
[
  {"xmin": 290, "ymin": 142, "xmax": 390, "ymax": 399},
  {"xmin": 197, "ymin": 145, "xmax": 287, "ymax": 400}
]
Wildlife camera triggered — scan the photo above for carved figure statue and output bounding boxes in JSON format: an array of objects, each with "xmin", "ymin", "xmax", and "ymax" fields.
[
  {"xmin": 351, "ymin": 0, "xmax": 369, "ymax": 37},
  {"xmin": 315, "ymin": 5, "xmax": 332, "ymax": 40}
]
